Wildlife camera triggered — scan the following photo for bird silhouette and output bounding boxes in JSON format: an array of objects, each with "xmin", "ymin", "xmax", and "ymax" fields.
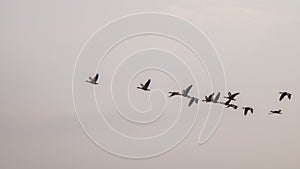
[
  {"xmin": 202, "ymin": 93, "xmax": 214, "ymax": 103},
  {"xmin": 137, "ymin": 79, "xmax": 151, "ymax": 91},
  {"xmin": 224, "ymin": 91, "xmax": 240, "ymax": 101},
  {"xmin": 269, "ymin": 109, "xmax": 282, "ymax": 115},
  {"xmin": 279, "ymin": 92, "xmax": 292, "ymax": 101},
  {"xmin": 242, "ymin": 107, "xmax": 254, "ymax": 116},
  {"xmin": 188, "ymin": 96, "xmax": 199, "ymax": 107},
  {"xmin": 168, "ymin": 91, "xmax": 181, "ymax": 97},
  {"xmin": 212, "ymin": 92, "xmax": 221, "ymax": 103},
  {"xmin": 86, "ymin": 74, "xmax": 99, "ymax": 85}
]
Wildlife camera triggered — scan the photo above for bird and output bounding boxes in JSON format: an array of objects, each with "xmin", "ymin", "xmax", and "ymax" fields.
[
  {"xmin": 269, "ymin": 109, "xmax": 282, "ymax": 115},
  {"xmin": 279, "ymin": 92, "xmax": 292, "ymax": 101},
  {"xmin": 224, "ymin": 91, "xmax": 240, "ymax": 101},
  {"xmin": 188, "ymin": 97, "xmax": 199, "ymax": 107},
  {"xmin": 202, "ymin": 93, "xmax": 214, "ymax": 103},
  {"xmin": 181, "ymin": 85, "xmax": 193, "ymax": 97},
  {"xmin": 86, "ymin": 73, "xmax": 99, "ymax": 85},
  {"xmin": 211, "ymin": 92, "xmax": 221, "ymax": 103},
  {"xmin": 242, "ymin": 107, "xmax": 253, "ymax": 116},
  {"xmin": 137, "ymin": 79, "xmax": 151, "ymax": 91},
  {"xmin": 168, "ymin": 91, "xmax": 181, "ymax": 97},
  {"xmin": 226, "ymin": 104, "xmax": 238, "ymax": 109}
]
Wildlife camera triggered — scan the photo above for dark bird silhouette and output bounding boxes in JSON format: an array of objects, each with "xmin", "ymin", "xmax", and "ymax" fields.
[
  {"xmin": 279, "ymin": 92, "xmax": 292, "ymax": 101},
  {"xmin": 182, "ymin": 85, "xmax": 193, "ymax": 97},
  {"xmin": 224, "ymin": 91, "xmax": 240, "ymax": 101},
  {"xmin": 212, "ymin": 92, "xmax": 221, "ymax": 103},
  {"xmin": 226, "ymin": 104, "xmax": 238, "ymax": 109},
  {"xmin": 202, "ymin": 93, "xmax": 214, "ymax": 103},
  {"xmin": 168, "ymin": 91, "xmax": 181, "ymax": 97},
  {"xmin": 188, "ymin": 97, "xmax": 199, "ymax": 107},
  {"xmin": 269, "ymin": 109, "xmax": 282, "ymax": 115},
  {"xmin": 86, "ymin": 73, "xmax": 99, "ymax": 85},
  {"xmin": 137, "ymin": 79, "xmax": 151, "ymax": 91},
  {"xmin": 242, "ymin": 107, "xmax": 253, "ymax": 116}
]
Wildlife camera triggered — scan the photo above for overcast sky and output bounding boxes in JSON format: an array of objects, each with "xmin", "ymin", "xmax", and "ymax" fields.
[{"xmin": 1, "ymin": 0, "xmax": 300, "ymax": 168}]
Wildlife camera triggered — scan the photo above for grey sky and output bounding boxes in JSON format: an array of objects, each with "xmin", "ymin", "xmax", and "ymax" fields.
[{"xmin": 1, "ymin": 0, "xmax": 300, "ymax": 168}]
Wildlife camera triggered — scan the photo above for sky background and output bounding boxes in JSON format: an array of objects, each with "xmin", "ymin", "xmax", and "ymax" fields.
[{"xmin": 1, "ymin": 0, "xmax": 300, "ymax": 168}]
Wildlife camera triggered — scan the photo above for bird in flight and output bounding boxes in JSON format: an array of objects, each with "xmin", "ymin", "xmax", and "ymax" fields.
[
  {"xmin": 202, "ymin": 93, "xmax": 214, "ymax": 103},
  {"xmin": 168, "ymin": 91, "xmax": 181, "ymax": 97},
  {"xmin": 188, "ymin": 96, "xmax": 199, "ymax": 107},
  {"xmin": 211, "ymin": 92, "xmax": 221, "ymax": 103},
  {"xmin": 181, "ymin": 85, "xmax": 193, "ymax": 97},
  {"xmin": 242, "ymin": 107, "xmax": 253, "ymax": 116},
  {"xmin": 137, "ymin": 79, "xmax": 151, "ymax": 91},
  {"xmin": 279, "ymin": 91, "xmax": 292, "ymax": 101},
  {"xmin": 86, "ymin": 73, "xmax": 99, "ymax": 85},
  {"xmin": 269, "ymin": 109, "xmax": 282, "ymax": 115},
  {"xmin": 224, "ymin": 91, "xmax": 240, "ymax": 101}
]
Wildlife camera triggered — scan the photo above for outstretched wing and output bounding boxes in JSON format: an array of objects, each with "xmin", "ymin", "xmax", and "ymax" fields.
[
  {"xmin": 182, "ymin": 85, "xmax": 193, "ymax": 95},
  {"xmin": 288, "ymin": 93, "xmax": 292, "ymax": 99},
  {"xmin": 224, "ymin": 99, "xmax": 231, "ymax": 105},
  {"xmin": 208, "ymin": 92, "xmax": 215, "ymax": 99},
  {"xmin": 144, "ymin": 79, "xmax": 151, "ymax": 88},
  {"xmin": 279, "ymin": 93, "xmax": 285, "ymax": 101},
  {"xmin": 188, "ymin": 98, "xmax": 195, "ymax": 107},
  {"xmin": 214, "ymin": 92, "xmax": 220, "ymax": 101},
  {"xmin": 93, "ymin": 74, "xmax": 99, "ymax": 82},
  {"xmin": 231, "ymin": 92, "xmax": 240, "ymax": 98},
  {"xmin": 244, "ymin": 109, "xmax": 248, "ymax": 116}
]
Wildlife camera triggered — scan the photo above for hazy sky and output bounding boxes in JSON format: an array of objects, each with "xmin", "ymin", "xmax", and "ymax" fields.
[{"xmin": 1, "ymin": 0, "xmax": 300, "ymax": 168}]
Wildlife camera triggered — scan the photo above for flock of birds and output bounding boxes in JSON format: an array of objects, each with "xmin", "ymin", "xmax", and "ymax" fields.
[{"xmin": 86, "ymin": 74, "xmax": 292, "ymax": 116}]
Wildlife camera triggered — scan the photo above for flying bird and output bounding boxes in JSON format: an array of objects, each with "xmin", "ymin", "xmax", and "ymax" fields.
[
  {"xmin": 224, "ymin": 91, "xmax": 240, "ymax": 101},
  {"xmin": 188, "ymin": 97, "xmax": 199, "ymax": 107},
  {"xmin": 212, "ymin": 92, "xmax": 221, "ymax": 103},
  {"xmin": 269, "ymin": 109, "xmax": 282, "ymax": 115},
  {"xmin": 202, "ymin": 93, "xmax": 214, "ymax": 103},
  {"xmin": 86, "ymin": 73, "xmax": 99, "ymax": 85},
  {"xmin": 182, "ymin": 85, "xmax": 193, "ymax": 97},
  {"xmin": 137, "ymin": 79, "xmax": 151, "ymax": 91},
  {"xmin": 242, "ymin": 107, "xmax": 253, "ymax": 116},
  {"xmin": 168, "ymin": 91, "xmax": 181, "ymax": 97},
  {"xmin": 279, "ymin": 92, "xmax": 292, "ymax": 101}
]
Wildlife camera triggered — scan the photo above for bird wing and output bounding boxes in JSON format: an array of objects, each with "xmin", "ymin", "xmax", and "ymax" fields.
[
  {"xmin": 231, "ymin": 92, "xmax": 240, "ymax": 98},
  {"xmin": 144, "ymin": 79, "xmax": 151, "ymax": 88},
  {"xmin": 93, "ymin": 74, "xmax": 99, "ymax": 82},
  {"xmin": 208, "ymin": 92, "xmax": 215, "ymax": 99},
  {"xmin": 188, "ymin": 98, "xmax": 195, "ymax": 107},
  {"xmin": 288, "ymin": 93, "xmax": 292, "ymax": 99},
  {"xmin": 224, "ymin": 99, "xmax": 231, "ymax": 105},
  {"xmin": 214, "ymin": 92, "xmax": 220, "ymax": 101},
  {"xmin": 250, "ymin": 108, "xmax": 253, "ymax": 113},
  {"xmin": 182, "ymin": 85, "xmax": 192, "ymax": 96},
  {"xmin": 244, "ymin": 109, "xmax": 248, "ymax": 116},
  {"xmin": 279, "ymin": 93, "xmax": 285, "ymax": 101}
]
